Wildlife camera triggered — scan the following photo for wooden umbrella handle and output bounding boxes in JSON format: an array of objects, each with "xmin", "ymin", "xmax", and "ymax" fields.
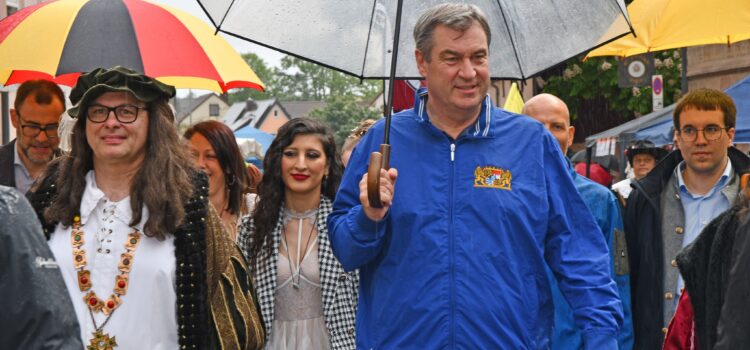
[{"xmin": 367, "ymin": 144, "xmax": 391, "ymax": 208}]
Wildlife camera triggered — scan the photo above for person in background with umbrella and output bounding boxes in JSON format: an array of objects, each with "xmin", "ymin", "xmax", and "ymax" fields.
[
  {"xmin": 0, "ymin": 80, "xmax": 66, "ymax": 193},
  {"xmin": 26, "ymin": 66, "xmax": 264, "ymax": 349},
  {"xmin": 624, "ymin": 88, "xmax": 750, "ymax": 349},
  {"xmin": 238, "ymin": 118, "xmax": 358, "ymax": 349},
  {"xmin": 185, "ymin": 120, "xmax": 255, "ymax": 242},
  {"xmin": 523, "ymin": 93, "xmax": 633, "ymax": 350},
  {"xmin": 612, "ymin": 139, "xmax": 668, "ymax": 203},
  {"xmin": 328, "ymin": 4, "xmax": 622, "ymax": 349}
]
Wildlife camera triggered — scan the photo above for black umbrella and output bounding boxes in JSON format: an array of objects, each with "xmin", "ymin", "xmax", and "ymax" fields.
[
  {"xmin": 199, "ymin": 0, "xmax": 633, "ymax": 206},
  {"xmin": 571, "ymin": 149, "xmax": 620, "ymax": 172}
]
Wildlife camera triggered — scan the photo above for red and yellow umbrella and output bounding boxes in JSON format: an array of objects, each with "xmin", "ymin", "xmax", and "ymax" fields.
[{"xmin": 0, "ymin": 0, "xmax": 264, "ymax": 93}]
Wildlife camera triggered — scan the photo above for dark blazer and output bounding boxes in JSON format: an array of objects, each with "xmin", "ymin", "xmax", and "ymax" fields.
[{"xmin": 0, "ymin": 140, "xmax": 16, "ymax": 189}]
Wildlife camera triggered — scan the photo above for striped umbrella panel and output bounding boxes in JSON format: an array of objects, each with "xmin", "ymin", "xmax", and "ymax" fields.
[{"xmin": 0, "ymin": 0, "xmax": 264, "ymax": 92}]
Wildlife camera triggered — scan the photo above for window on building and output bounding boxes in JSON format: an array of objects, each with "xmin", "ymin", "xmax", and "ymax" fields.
[{"xmin": 209, "ymin": 103, "xmax": 220, "ymax": 116}]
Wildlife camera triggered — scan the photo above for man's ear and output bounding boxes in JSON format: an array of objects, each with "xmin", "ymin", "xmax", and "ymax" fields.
[
  {"xmin": 415, "ymin": 49, "xmax": 428, "ymax": 77},
  {"xmin": 567, "ymin": 126, "xmax": 575, "ymax": 149},
  {"xmin": 10, "ymin": 109, "xmax": 18, "ymax": 129},
  {"xmin": 727, "ymin": 127, "xmax": 736, "ymax": 144}
]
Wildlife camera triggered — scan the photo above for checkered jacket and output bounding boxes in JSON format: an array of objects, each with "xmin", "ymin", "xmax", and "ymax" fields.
[{"xmin": 238, "ymin": 196, "xmax": 358, "ymax": 349}]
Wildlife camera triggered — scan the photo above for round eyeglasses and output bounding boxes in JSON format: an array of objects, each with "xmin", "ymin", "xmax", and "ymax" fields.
[{"xmin": 678, "ymin": 125, "xmax": 728, "ymax": 142}]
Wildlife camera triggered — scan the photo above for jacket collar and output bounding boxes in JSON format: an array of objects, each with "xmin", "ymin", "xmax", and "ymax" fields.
[{"xmin": 414, "ymin": 87, "xmax": 494, "ymax": 138}]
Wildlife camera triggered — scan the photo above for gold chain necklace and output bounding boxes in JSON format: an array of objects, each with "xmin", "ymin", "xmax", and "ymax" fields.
[{"xmin": 71, "ymin": 215, "xmax": 142, "ymax": 350}]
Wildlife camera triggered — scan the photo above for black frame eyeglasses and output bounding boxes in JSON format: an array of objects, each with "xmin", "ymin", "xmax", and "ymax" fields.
[
  {"xmin": 678, "ymin": 125, "xmax": 728, "ymax": 142},
  {"xmin": 16, "ymin": 113, "xmax": 59, "ymax": 139},
  {"xmin": 86, "ymin": 104, "xmax": 145, "ymax": 124},
  {"xmin": 20, "ymin": 123, "xmax": 60, "ymax": 139}
]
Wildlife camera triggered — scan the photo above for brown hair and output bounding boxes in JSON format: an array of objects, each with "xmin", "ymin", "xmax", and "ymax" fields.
[
  {"xmin": 184, "ymin": 120, "xmax": 252, "ymax": 216},
  {"xmin": 673, "ymin": 88, "xmax": 736, "ymax": 130},
  {"xmin": 44, "ymin": 95, "xmax": 193, "ymax": 240},
  {"xmin": 14, "ymin": 79, "xmax": 66, "ymax": 111}
]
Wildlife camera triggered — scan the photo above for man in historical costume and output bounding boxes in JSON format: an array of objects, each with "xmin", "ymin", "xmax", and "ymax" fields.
[
  {"xmin": 0, "ymin": 80, "xmax": 65, "ymax": 193},
  {"xmin": 612, "ymin": 139, "xmax": 668, "ymax": 203},
  {"xmin": 328, "ymin": 4, "xmax": 622, "ymax": 349},
  {"xmin": 27, "ymin": 66, "xmax": 264, "ymax": 349},
  {"xmin": 624, "ymin": 88, "xmax": 750, "ymax": 349},
  {"xmin": 0, "ymin": 185, "xmax": 82, "ymax": 349},
  {"xmin": 523, "ymin": 93, "xmax": 633, "ymax": 350}
]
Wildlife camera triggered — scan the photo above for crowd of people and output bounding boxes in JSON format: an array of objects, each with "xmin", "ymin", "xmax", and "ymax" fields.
[{"xmin": 2, "ymin": 3, "xmax": 750, "ymax": 350}]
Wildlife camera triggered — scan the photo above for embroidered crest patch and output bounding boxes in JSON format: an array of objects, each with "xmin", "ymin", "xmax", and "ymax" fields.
[{"xmin": 474, "ymin": 166, "xmax": 512, "ymax": 190}]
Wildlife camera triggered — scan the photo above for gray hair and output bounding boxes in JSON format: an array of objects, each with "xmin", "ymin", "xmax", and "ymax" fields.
[{"xmin": 413, "ymin": 3, "xmax": 491, "ymax": 62}]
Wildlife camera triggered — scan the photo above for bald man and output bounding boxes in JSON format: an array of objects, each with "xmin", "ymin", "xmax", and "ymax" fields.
[{"xmin": 523, "ymin": 94, "xmax": 633, "ymax": 350}]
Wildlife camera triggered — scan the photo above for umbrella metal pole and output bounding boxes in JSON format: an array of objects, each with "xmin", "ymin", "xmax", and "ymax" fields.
[{"xmin": 368, "ymin": 0, "xmax": 403, "ymax": 208}]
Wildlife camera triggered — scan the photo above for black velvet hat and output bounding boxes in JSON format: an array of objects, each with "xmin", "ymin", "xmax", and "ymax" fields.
[
  {"xmin": 626, "ymin": 139, "xmax": 669, "ymax": 164},
  {"xmin": 68, "ymin": 66, "xmax": 175, "ymax": 118}
]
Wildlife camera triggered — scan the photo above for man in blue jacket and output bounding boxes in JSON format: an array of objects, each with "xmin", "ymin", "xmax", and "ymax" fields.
[
  {"xmin": 523, "ymin": 93, "xmax": 634, "ymax": 349},
  {"xmin": 327, "ymin": 4, "xmax": 623, "ymax": 349}
]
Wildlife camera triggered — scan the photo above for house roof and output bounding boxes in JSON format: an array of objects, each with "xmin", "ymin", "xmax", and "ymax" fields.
[
  {"xmin": 223, "ymin": 98, "xmax": 276, "ymax": 131},
  {"xmin": 175, "ymin": 93, "xmax": 214, "ymax": 124},
  {"xmin": 281, "ymin": 100, "xmax": 326, "ymax": 119}
]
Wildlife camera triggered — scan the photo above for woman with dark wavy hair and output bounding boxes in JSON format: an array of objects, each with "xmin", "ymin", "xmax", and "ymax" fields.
[
  {"xmin": 185, "ymin": 120, "xmax": 254, "ymax": 241},
  {"xmin": 238, "ymin": 117, "xmax": 358, "ymax": 349},
  {"xmin": 27, "ymin": 66, "xmax": 264, "ymax": 349}
]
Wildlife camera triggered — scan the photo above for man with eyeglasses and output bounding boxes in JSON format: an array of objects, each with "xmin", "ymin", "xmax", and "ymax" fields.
[
  {"xmin": 624, "ymin": 88, "xmax": 750, "ymax": 349},
  {"xmin": 0, "ymin": 80, "xmax": 65, "ymax": 193}
]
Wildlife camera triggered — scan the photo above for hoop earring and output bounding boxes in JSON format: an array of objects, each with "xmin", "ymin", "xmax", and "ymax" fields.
[{"xmin": 226, "ymin": 173, "xmax": 236, "ymax": 186}]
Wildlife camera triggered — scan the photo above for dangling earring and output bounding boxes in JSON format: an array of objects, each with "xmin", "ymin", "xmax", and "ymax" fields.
[{"xmin": 226, "ymin": 172, "xmax": 236, "ymax": 186}]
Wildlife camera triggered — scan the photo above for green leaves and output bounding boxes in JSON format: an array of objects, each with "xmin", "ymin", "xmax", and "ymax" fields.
[
  {"xmin": 309, "ymin": 94, "xmax": 381, "ymax": 145},
  {"xmin": 542, "ymin": 50, "xmax": 682, "ymax": 121}
]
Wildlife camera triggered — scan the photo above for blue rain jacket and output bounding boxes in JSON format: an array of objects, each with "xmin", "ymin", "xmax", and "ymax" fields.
[
  {"xmin": 547, "ymin": 162, "xmax": 634, "ymax": 350},
  {"xmin": 328, "ymin": 89, "xmax": 622, "ymax": 349}
]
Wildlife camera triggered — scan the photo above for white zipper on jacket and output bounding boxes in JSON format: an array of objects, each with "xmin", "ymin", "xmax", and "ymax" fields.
[{"xmin": 450, "ymin": 143, "xmax": 455, "ymax": 161}]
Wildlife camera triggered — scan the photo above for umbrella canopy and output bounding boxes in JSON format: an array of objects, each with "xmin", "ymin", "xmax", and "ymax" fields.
[
  {"xmin": 571, "ymin": 150, "xmax": 620, "ymax": 172},
  {"xmin": 234, "ymin": 126, "xmax": 274, "ymax": 155},
  {"xmin": 0, "ymin": 0, "xmax": 265, "ymax": 93},
  {"xmin": 587, "ymin": 0, "xmax": 750, "ymax": 58},
  {"xmin": 199, "ymin": 0, "xmax": 632, "ymax": 80}
]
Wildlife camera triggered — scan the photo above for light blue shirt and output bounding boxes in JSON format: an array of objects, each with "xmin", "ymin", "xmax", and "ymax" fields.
[
  {"xmin": 13, "ymin": 146, "xmax": 35, "ymax": 194},
  {"xmin": 675, "ymin": 159, "xmax": 733, "ymax": 298}
]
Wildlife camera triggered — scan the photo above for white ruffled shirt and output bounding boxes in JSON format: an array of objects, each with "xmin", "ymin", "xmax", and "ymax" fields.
[{"xmin": 49, "ymin": 170, "xmax": 178, "ymax": 349}]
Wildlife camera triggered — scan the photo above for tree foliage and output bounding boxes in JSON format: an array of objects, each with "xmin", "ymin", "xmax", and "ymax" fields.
[
  {"xmin": 542, "ymin": 50, "xmax": 683, "ymax": 119},
  {"xmin": 229, "ymin": 55, "xmax": 383, "ymax": 103},
  {"xmin": 309, "ymin": 95, "xmax": 381, "ymax": 145},
  {"xmin": 228, "ymin": 53, "xmax": 275, "ymax": 103},
  {"xmin": 539, "ymin": 50, "xmax": 683, "ymax": 140}
]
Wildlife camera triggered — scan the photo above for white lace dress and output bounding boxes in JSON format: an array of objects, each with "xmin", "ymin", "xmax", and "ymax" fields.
[{"xmin": 266, "ymin": 210, "xmax": 331, "ymax": 350}]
